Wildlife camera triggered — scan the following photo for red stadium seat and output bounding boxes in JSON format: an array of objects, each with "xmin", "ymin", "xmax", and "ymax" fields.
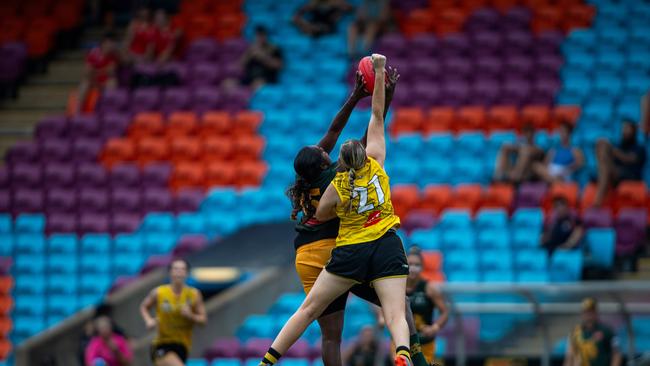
[
  {"xmin": 214, "ymin": 13, "xmax": 247, "ymax": 41},
  {"xmin": 202, "ymin": 136, "xmax": 234, "ymax": 163},
  {"xmin": 185, "ymin": 15, "xmax": 215, "ymax": 41},
  {"xmin": 236, "ymin": 161, "xmax": 268, "ymax": 188},
  {"xmin": 0, "ymin": 18, "xmax": 25, "ymax": 43},
  {"xmin": 420, "ymin": 185, "xmax": 452, "ymax": 215},
  {"xmin": 136, "ymin": 138, "xmax": 170, "ymax": 166},
  {"xmin": 0, "ymin": 296, "xmax": 12, "ymax": 316},
  {"xmin": 421, "ymin": 251, "xmax": 442, "ymax": 272},
  {"xmin": 487, "ymin": 106, "xmax": 519, "ymax": 132},
  {"xmin": 544, "ymin": 182, "xmax": 579, "ymax": 212},
  {"xmin": 552, "ymin": 106, "xmax": 581, "ymax": 129},
  {"xmin": 482, "ymin": 184, "xmax": 514, "ymax": 210},
  {"xmin": 0, "ymin": 277, "xmax": 12, "ymax": 295},
  {"xmin": 233, "ymin": 136, "xmax": 266, "ymax": 161},
  {"xmin": 492, "ymin": 0, "xmax": 519, "ymax": 12},
  {"xmin": 531, "ymin": 6, "xmax": 562, "ymax": 33},
  {"xmin": 456, "ymin": 106, "xmax": 486, "ymax": 132},
  {"xmin": 521, "ymin": 105, "xmax": 551, "ymax": 131},
  {"xmin": 449, "ymin": 184, "xmax": 483, "ymax": 214},
  {"xmin": 0, "ymin": 337, "xmax": 11, "ymax": 360},
  {"xmin": 563, "ymin": 4, "xmax": 596, "ymax": 32},
  {"xmin": 205, "ymin": 161, "xmax": 237, "ymax": 187},
  {"xmin": 0, "ymin": 316, "xmax": 12, "ymax": 336},
  {"xmin": 201, "ymin": 111, "xmax": 232, "ymax": 137},
  {"xmin": 129, "ymin": 112, "xmax": 165, "ymax": 140},
  {"xmin": 424, "ymin": 107, "xmax": 454, "ymax": 135},
  {"xmin": 170, "ymin": 162, "xmax": 206, "ymax": 192},
  {"xmin": 233, "ymin": 111, "xmax": 263, "ymax": 136},
  {"xmin": 167, "ymin": 112, "xmax": 198, "ymax": 137},
  {"xmin": 170, "ymin": 137, "xmax": 202, "ymax": 164},
  {"xmin": 402, "ymin": 9, "xmax": 434, "ymax": 37},
  {"xmin": 434, "ymin": 8, "xmax": 465, "ymax": 35},
  {"xmin": 391, "ymin": 184, "xmax": 420, "ymax": 219},
  {"xmin": 392, "ymin": 108, "xmax": 424, "ymax": 136},
  {"xmin": 101, "ymin": 139, "xmax": 136, "ymax": 168},
  {"xmin": 616, "ymin": 181, "xmax": 647, "ymax": 210},
  {"xmin": 580, "ymin": 183, "xmax": 614, "ymax": 212}
]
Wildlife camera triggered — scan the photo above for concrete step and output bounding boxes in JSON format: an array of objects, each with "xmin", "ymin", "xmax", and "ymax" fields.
[
  {"xmin": 28, "ymin": 61, "xmax": 84, "ymax": 85},
  {"xmin": 0, "ymin": 110, "xmax": 56, "ymax": 133},
  {"xmin": 8, "ymin": 84, "xmax": 70, "ymax": 109}
]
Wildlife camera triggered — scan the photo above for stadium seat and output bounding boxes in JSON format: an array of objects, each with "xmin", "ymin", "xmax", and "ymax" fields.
[
  {"xmin": 511, "ymin": 227, "xmax": 541, "ymax": 249},
  {"xmin": 80, "ymin": 254, "xmax": 111, "ymax": 274},
  {"xmin": 442, "ymin": 229, "xmax": 476, "ymax": 250},
  {"xmin": 438, "ymin": 209, "xmax": 472, "ymax": 229},
  {"xmin": 449, "ymin": 184, "xmax": 482, "ymax": 213},
  {"xmin": 47, "ymin": 254, "xmax": 78, "ymax": 275},
  {"xmin": 81, "ymin": 233, "xmax": 112, "ymax": 254},
  {"xmin": 480, "ymin": 250, "xmax": 513, "ymax": 271},
  {"xmin": 15, "ymin": 275, "xmax": 46, "ymax": 295},
  {"xmin": 512, "ymin": 208, "xmax": 544, "ymax": 230},
  {"xmin": 15, "ymin": 233, "xmax": 46, "ymax": 254},
  {"xmin": 477, "ymin": 228, "xmax": 511, "ymax": 250},
  {"xmin": 188, "ymin": 359, "xmax": 209, "ymax": 366},
  {"xmin": 584, "ymin": 228, "xmax": 615, "ymax": 269},
  {"xmin": 15, "ymin": 214, "xmax": 45, "ymax": 233},
  {"xmin": 550, "ymin": 251, "xmax": 583, "ymax": 282},
  {"xmin": 424, "ymin": 107, "xmax": 455, "ymax": 135},
  {"xmin": 144, "ymin": 233, "xmax": 178, "ymax": 255},
  {"xmin": 47, "ymin": 295, "xmax": 78, "ymax": 317},
  {"xmin": 616, "ymin": 181, "xmax": 647, "ymax": 210},
  {"xmin": 475, "ymin": 209, "xmax": 508, "ymax": 229},
  {"xmin": 444, "ymin": 250, "xmax": 479, "ymax": 272},
  {"xmin": 408, "ymin": 228, "xmax": 441, "ymax": 251},
  {"xmin": 48, "ymin": 274, "xmax": 77, "ymax": 295}
]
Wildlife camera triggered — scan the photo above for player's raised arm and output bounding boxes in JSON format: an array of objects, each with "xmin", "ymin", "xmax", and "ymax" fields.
[
  {"xmin": 365, "ymin": 53, "xmax": 387, "ymax": 167},
  {"xmin": 360, "ymin": 66, "xmax": 399, "ymax": 147}
]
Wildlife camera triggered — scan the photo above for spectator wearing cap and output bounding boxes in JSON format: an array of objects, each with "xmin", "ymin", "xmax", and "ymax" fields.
[{"xmin": 564, "ymin": 298, "xmax": 621, "ymax": 366}]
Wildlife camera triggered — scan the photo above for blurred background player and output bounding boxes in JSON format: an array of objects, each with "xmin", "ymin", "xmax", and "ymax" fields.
[
  {"xmin": 76, "ymin": 31, "xmax": 118, "ymax": 114},
  {"xmin": 564, "ymin": 298, "xmax": 621, "ymax": 366},
  {"xmin": 140, "ymin": 259, "xmax": 207, "ymax": 366}
]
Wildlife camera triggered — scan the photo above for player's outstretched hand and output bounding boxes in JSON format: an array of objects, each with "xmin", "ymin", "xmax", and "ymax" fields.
[
  {"xmin": 352, "ymin": 71, "xmax": 371, "ymax": 100},
  {"xmin": 386, "ymin": 66, "xmax": 400, "ymax": 97},
  {"xmin": 371, "ymin": 53, "xmax": 386, "ymax": 70},
  {"xmin": 145, "ymin": 317, "xmax": 158, "ymax": 330}
]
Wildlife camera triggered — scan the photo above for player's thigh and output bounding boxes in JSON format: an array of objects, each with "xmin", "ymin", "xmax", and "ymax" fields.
[
  {"xmin": 373, "ymin": 277, "xmax": 407, "ymax": 317},
  {"xmin": 301, "ymin": 270, "xmax": 355, "ymax": 316}
]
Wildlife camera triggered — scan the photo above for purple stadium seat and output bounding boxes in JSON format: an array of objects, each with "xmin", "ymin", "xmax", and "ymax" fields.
[
  {"xmin": 440, "ymin": 79, "xmax": 470, "ymax": 107},
  {"xmin": 112, "ymin": 213, "xmax": 141, "ymax": 234},
  {"xmin": 99, "ymin": 88, "xmax": 130, "ymax": 113},
  {"xmin": 474, "ymin": 56, "xmax": 503, "ymax": 77},
  {"xmin": 402, "ymin": 210, "xmax": 436, "ymax": 233},
  {"xmin": 530, "ymin": 78, "xmax": 561, "ymax": 106},
  {"xmin": 43, "ymin": 163, "xmax": 75, "ymax": 188},
  {"xmin": 12, "ymin": 188, "xmax": 44, "ymax": 214},
  {"xmin": 35, "ymin": 115, "xmax": 68, "ymax": 140},
  {"xmin": 504, "ymin": 55, "xmax": 534, "ymax": 77},
  {"xmin": 204, "ymin": 337, "xmax": 241, "ymax": 360},
  {"xmin": 516, "ymin": 183, "xmax": 547, "ymax": 208},
  {"xmin": 69, "ymin": 114, "xmax": 101, "ymax": 138},
  {"xmin": 192, "ymin": 86, "xmax": 222, "ymax": 114},
  {"xmin": 110, "ymin": 164, "xmax": 141, "ymax": 188},
  {"xmin": 141, "ymin": 255, "xmax": 172, "ymax": 275},
  {"xmin": 375, "ymin": 33, "xmax": 408, "ymax": 57},
  {"xmin": 615, "ymin": 209, "xmax": 647, "ymax": 256},
  {"xmin": 78, "ymin": 188, "xmax": 110, "ymax": 213},
  {"xmin": 185, "ymin": 38, "xmax": 218, "ymax": 63},
  {"xmin": 504, "ymin": 30, "xmax": 534, "ymax": 53},
  {"xmin": 131, "ymin": 87, "xmax": 161, "ymax": 114},
  {"xmin": 411, "ymin": 82, "xmax": 442, "ymax": 107},
  {"xmin": 471, "ymin": 78, "xmax": 501, "ymax": 106},
  {"xmin": 466, "ymin": 7, "xmax": 500, "ymax": 31},
  {"xmin": 583, "ymin": 208, "xmax": 613, "ymax": 229},
  {"xmin": 40, "ymin": 139, "xmax": 72, "ymax": 163},
  {"xmin": 536, "ymin": 31, "xmax": 564, "ymax": 54},
  {"xmin": 173, "ymin": 234, "xmax": 209, "ymax": 258},
  {"xmin": 6, "ymin": 141, "xmax": 40, "ymax": 165},
  {"xmin": 161, "ymin": 62, "xmax": 189, "ymax": 84},
  {"xmin": 0, "ymin": 191, "xmax": 10, "ymax": 213},
  {"xmin": 142, "ymin": 163, "xmax": 172, "ymax": 187},
  {"xmin": 143, "ymin": 188, "xmax": 173, "ymax": 212},
  {"xmin": 410, "ymin": 58, "xmax": 441, "ymax": 81},
  {"xmin": 223, "ymin": 86, "xmax": 251, "ymax": 112},
  {"xmin": 503, "ymin": 7, "xmax": 532, "ymax": 31},
  {"xmin": 79, "ymin": 213, "xmax": 110, "ymax": 234},
  {"xmin": 11, "ymin": 163, "xmax": 42, "ymax": 188},
  {"xmin": 101, "ymin": 112, "xmax": 131, "ymax": 140},
  {"xmin": 408, "ymin": 34, "xmax": 437, "ymax": 58},
  {"xmin": 442, "ymin": 56, "xmax": 472, "ymax": 78},
  {"xmin": 221, "ymin": 38, "xmax": 248, "ymax": 60},
  {"xmin": 500, "ymin": 78, "xmax": 531, "ymax": 106},
  {"xmin": 285, "ymin": 340, "xmax": 311, "ymax": 358},
  {"xmin": 243, "ymin": 338, "xmax": 273, "ymax": 359},
  {"xmin": 537, "ymin": 54, "xmax": 563, "ymax": 77},
  {"xmin": 0, "ymin": 168, "xmax": 8, "ymax": 189},
  {"xmin": 470, "ymin": 31, "xmax": 503, "ymax": 57},
  {"xmin": 175, "ymin": 189, "xmax": 205, "ymax": 213},
  {"xmin": 46, "ymin": 213, "xmax": 77, "ymax": 234},
  {"xmin": 111, "ymin": 188, "xmax": 142, "ymax": 214},
  {"xmin": 190, "ymin": 63, "xmax": 222, "ymax": 87},
  {"xmin": 388, "ymin": 58, "xmax": 411, "ymax": 84},
  {"xmin": 77, "ymin": 163, "xmax": 109, "ymax": 189},
  {"xmin": 46, "ymin": 188, "xmax": 77, "ymax": 214},
  {"xmin": 72, "ymin": 138, "xmax": 103, "ymax": 163},
  {"xmin": 133, "ymin": 63, "xmax": 159, "ymax": 79},
  {"xmin": 438, "ymin": 33, "xmax": 470, "ymax": 57},
  {"xmin": 161, "ymin": 87, "xmax": 192, "ymax": 115}
]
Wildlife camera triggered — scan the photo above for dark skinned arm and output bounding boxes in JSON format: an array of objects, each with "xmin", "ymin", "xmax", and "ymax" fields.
[{"xmin": 360, "ymin": 66, "xmax": 400, "ymax": 147}]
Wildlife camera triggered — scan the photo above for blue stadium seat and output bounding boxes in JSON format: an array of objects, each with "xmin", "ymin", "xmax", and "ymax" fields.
[
  {"xmin": 15, "ymin": 213, "xmax": 46, "ymax": 233},
  {"xmin": 48, "ymin": 234, "xmax": 78, "ymax": 253},
  {"xmin": 585, "ymin": 228, "xmax": 616, "ymax": 269},
  {"xmin": 15, "ymin": 253, "xmax": 46, "ymax": 274},
  {"xmin": 447, "ymin": 270, "xmax": 480, "ymax": 283},
  {"xmin": 80, "ymin": 254, "xmax": 111, "ymax": 274},
  {"xmin": 394, "ymin": 134, "xmax": 425, "ymax": 156},
  {"xmin": 212, "ymin": 359, "xmax": 241, "ymax": 366},
  {"xmin": 201, "ymin": 188, "xmax": 238, "ymax": 214},
  {"xmin": 479, "ymin": 314, "xmax": 514, "ymax": 342},
  {"xmin": 48, "ymin": 295, "xmax": 79, "ymax": 316},
  {"xmin": 15, "ymin": 233, "xmax": 46, "ymax": 253},
  {"xmin": 48, "ymin": 274, "xmax": 78, "ymax": 295},
  {"xmin": 456, "ymin": 132, "xmax": 486, "ymax": 157},
  {"xmin": 237, "ymin": 314, "xmax": 276, "ymax": 341},
  {"xmin": 439, "ymin": 209, "xmax": 472, "ymax": 229},
  {"xmin": 626, "ymin": 48, "xmax": 650, "ymax": 72},
  {"xmin": 80, "ymin": 274, "xmax": 111, "ymax": 296},
  {"xmin": 141, "ymin": 212, "xmax": 176, "ymax": 233},
  {"xmin": 244, "ymin": 359, "xmax": 262, "ymax": 366},
  {"xmin": 512, "ymin": 208, "xmax": 543, "ymax": 230},
  {"xmin": 482, "ymin": 270, "xmax": 515, "ymax": 283},
  {"xmin": 15, "ymin": 274, "xmax": 46, "ymax": 295},
  {"xmin": 452, "ymin": 157, "xmax": 486, "ymax": 185},
  {"xmin": 477, "ymin": 228, "xmax": 511, "ymax": 250},
  {"xmin": 581, "ymin": 101, "xmax": 614, "ymax": 127},
  {"xmin": 595, "ymin": 52, "xmax": 625, "ymax": 72},
  {"xmin": 13, "ymin": 315, "xmax": 46, "ymax": 338},
  {"xmin": 14, "ymin": 295, "xmax": 46, "ymax": 316},
  {"xmin": 444, "ymin": 250, "xmax": 479, "ymax": 272},
  {"xmin": 177, "ymin": 212, "xmax": 207, "ymax": 235},
  {"xmin": 441, "ymin": 229, "xmax": 476, "ymax": 250},
  {"xmin": 480, "ymin": 250, "xmax": 513, "ymax": 271},
  {"xmin": 0, "ymin": 233, "xmax": 13, "ymax": 256},
  {"xmin": 114, "ymin": 233, "xmax": 144, "ymax": 254},
  {"xmin": 47, "ymin": 253, "xmax": 78, "ymax": 274},
  {"xmin": 0, "ymin": 213, "xmax": 11, "ymax": 233},
  {"xmin": 563, "ymin": 29, "xmax": 597, "ymax": 52},
  {"xmin": 388, "ymin": 160, "xmax": 420, "ymax": 185},
  {"xmin": 280, "ymin": 359, "xmax": 310, "ymax": 366},
  {"xmin": 550, "ymin": 251, "xmax": 583, "ymax": 282},
  {"xmin": 81, "ymin": 233, "xmax": 112, "ymax": 254},
  {"xmin": 488, "ymin": 131, "xmax": 517, "ymax": 153},
  {"xmin": 79, "ymin": 294, "xmax": 103, "ymax": 309},
  {"xmin": 515, "ymin": 249, "xmax": 548, "ymax": 271},
  {"xmin": 187, "ymin": 359, "xmax": 208, "ymax": 366},
  {"xmin": 475, "ymin": 209, "xmax": 508, "ymax": 230},
  {"xmin": 511, "ymin": 227, "xmax": 541, "ymax": 249},
  {"xmin": 623, "ymin": 73, "xmax": 650, "ymax": 97},
  {"xmin": 113, "ymin": 253, "xmax": 145, "ymax": 276},
  {"xmin": 421, "ymin": 157, "xmax": 452, "ymax": 185},
  {"xmin": 424, "ymin": 133, "xmax": 454, "ymax": 156},
  {"xmin": 143, "ymin": 233, "xmax": 178, "ymax": 254},
  {"xmin": 615, "ymin": 99, "xmax": 642, "ymax": 123},
  {"xmin": 269, "ymin": 293, "xmax": 305, "ymax": 315},
  {"xmin": 408, "ymin": 228, "xmax": 441, "ymax": 251},
  {"xmin": 564, "ymin": 51, "xmax": 596, "ymax": 73},
  {"xmin": 516, "ymin": 270, "xmax": 549, "ymax": 283},
  {"xmin": 592, "ymin": 73, "xmax": 623, "ymax": 98}
]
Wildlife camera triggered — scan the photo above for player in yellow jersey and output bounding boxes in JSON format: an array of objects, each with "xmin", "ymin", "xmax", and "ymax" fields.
[
  {"xmin": 258, "ymin": 54, "xmax": 412, "ymax": 366},
  {"xmin": 140, "ymin": 259, "xmax": 207, "ymax": 366}
]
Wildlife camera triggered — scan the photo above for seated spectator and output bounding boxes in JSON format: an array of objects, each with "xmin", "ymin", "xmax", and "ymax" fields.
[
  {"xmin": 84, "ymin": 316, "xmax": 132, "ymax": 366},
  {"xmin": 493, "ymin": 123, "xmax": 544, "ymax": 183},
  {"xmin": 348, "ymin": 0, "xmax": 390, "ymax": 58},
  {"xmin": 152, "ymin": 9, "xmax": 181, "ymax": 64},
  {"xmin": 240, "ymin": 26, "xmax": 283, "ymax": 90},
  {"xmin": 541, "ymin": 196, "xmax": 584, "ymax": 256},
  {"xmin": 533, "ymin": 121, "xmax": 584, "ymax": 183},
  {"xmin": 343, "ymin": 325, "xmax": 386, "ymax": 366},
  {"xmin": 294, "ymin": 0, "xmax": 351, "ymax": 37},
  {"xmin": 77, "ymin": 31, "xmax": 119, "ymax": 114},
  {"xmin": 123, "ymin": 6, "xmax": 155, "ymax": 64},
  {"xmin": 594, "ymin": 120, "xmax": 647, "ymax": 206}
]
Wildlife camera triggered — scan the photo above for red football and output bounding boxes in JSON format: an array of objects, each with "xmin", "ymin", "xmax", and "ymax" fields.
[{"xmin": 358, "ymin": 56, "xmax": 387, "ymax": 94}]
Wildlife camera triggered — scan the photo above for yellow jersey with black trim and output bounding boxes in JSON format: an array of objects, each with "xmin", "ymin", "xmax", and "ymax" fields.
[
  {"xmin": 153, "ymin": 284, "xmax": 198, "ymax": 351},
  {"xmin": 332, "ymin": 157, "xmax": 400, "ymax": 246}
]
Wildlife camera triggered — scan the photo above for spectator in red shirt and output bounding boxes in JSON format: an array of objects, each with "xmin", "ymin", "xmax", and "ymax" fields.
[
  {"xmin": 152, "ymin": 9, "xmax": 181, "ymax": 64},
  {"xmin": 77, "ymin": 31, "xmax": 119, "ymax": 114},
  {"xmin": 123, "ymin": 7, "xmax": 155, "ymax": 63},
  {"xmin": 85, "ymin": 316, "xmax": 133, "ymax": 366}
]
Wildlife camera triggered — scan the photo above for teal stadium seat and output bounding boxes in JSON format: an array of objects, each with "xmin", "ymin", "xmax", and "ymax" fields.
[
  {"xmin": 442, "ymin": 229, "xmax": 476, "ymax": 250},
  {"xmin": 80, "ymin": 274, "xmax": 111, "ymax": 296},
  {"xmin": 421, "ymin": 156, "xmax": 452, "ymax": 185},
  {"xmin": 113, "ymin": 253, "xmax": 145, "ymax": 276},
  {"xmin": 187, "ymin": 359, "xmax": 208, "ymax": 366},
  {"xmin": 14, "ymin": 315, "xmax": 45, "ymax": 338},
  {"xmin": 482, "ymin": 270, "xmax": 515, "ymax": 283},
  {"xmin": 15, "ymin": 233, "xmax": 46, "ymax": 253},
  {"xmin": 48, "ymin": 274, "xmax": 77, "ymax": 295},
  {"xmin": 480, "ymin": 250, "xmax": 513, "ymax": 271},
  {"xmin": 475, "ymin": 209, "xmax": 509, "ymax": 229},
  {"xmin": 563, "ymin": 29, "xmax": 597, "ymax": 52},
  {"xmin": 81, "ymin": 233, "xmax": 112, "ymax": 254},
  {"xmin": 143, "ymin": 233, "xmax": 177, "ymax": 254},
  {"xmin": 48, "ymin": 234, "xmax": 78, "ymax": 253},
  {"xmin": 425, "ymin": 133, "xmax": 454, "ymax": 157},
  {"xmin": 515, "ymin": 249, "xmax": 548, "ymax": 271},
  {"xmin": 550, "ymin": 251, "xmax": 583, "ymax": 282},
  {"xmin": 212, "ymin": 359, "xmax": 241, "ymax": 366},
  {"xmin": 447, "ymin": 270, "xmax": 480, "ymax": 283},
  {"xmin": 14, "ymin": 296, "xmax": 45, "ymax": 316},
  {"xmin": 177, "ymin": 212, "xmax": 207, "ymax": 235},
  {"xmin": 585, "ymin": 228, "xmax": 616, "ymax": 268},
  {"xmin": 445, "ymin": 250, "xmax": 479, "ymax": 272},
  {"xmin": 237, "ymin": 315, "xmax": 275, "ymax": 341},
  {"xmin": 141, "ymin": 212, "xmax": 176, "ymax": 233},
  {"xmin": 114, "ymin": 233, "xmax": 144, "ymax": 254},
  {"xmin": 0, "ymin": 213, "xmax": 11, "ymax": 233},
  {"xmin": 477, "ymin": 228, "xmax": 511, "ymax": 250},
  {"xmin": 80, "ymin": 254, "xmax": 111, "ymax": 274},
  {"xmin": 47, "ymin": 254, "xmax": 78, "ymax": 274},
  {"xmin": 15, "ymin": 274, "xmax": 46, "ymax": 295},
  {"xmin": 269, "ymin": 293, "xmax": 304, "ymax": 315},
  {"xmin": 408, "ymin": 228, "xmax": 441, "ymax": 251},
  {"xmin": 516, "ymin": 270, "xmax": 549, "ymax": 283},
  {"xmin": 47, "ymin": 295, "xmax": 78, "ymax": 317},
  {"xmin": 0, "ymin": 234, "xmax": 13, "ymax": 256},
  {"xmin": 439, "ymin": 209, "xmax": 472, "ymax": 230},
  {"xmin": 15, "ymin": 253, "xmax": 46, "ymax": 274},
  {"xmin": 511, "ymin": 227, "xmax": 541, "ymax": 249},
  {"xmin": 15, "ymin": 213, "xmax": 46, "ymax": 233}
]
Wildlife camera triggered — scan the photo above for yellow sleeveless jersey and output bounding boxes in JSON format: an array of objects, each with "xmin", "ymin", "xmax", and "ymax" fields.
[
  {"xmin": 332, "ymin": 157, "xmax": 400, "ymax": 246},
  {"xmin": 153, "ymin": 284, "xmax": 198, "ymax": 350}
]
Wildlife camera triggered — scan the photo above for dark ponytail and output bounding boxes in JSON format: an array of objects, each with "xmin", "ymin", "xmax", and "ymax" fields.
[
  {"xmin": 287, "ymin": 146, "xmax": 328, "ymax": 222},
  {"xmin": 287, "ymin": 176, "xmax": 315, "ymax": 222}
]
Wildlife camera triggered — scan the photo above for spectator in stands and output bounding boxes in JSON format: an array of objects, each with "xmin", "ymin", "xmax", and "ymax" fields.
[
  {"xmin": 152, "ymin": 9, "xmax": 180, "ymax": 64},
  {"xmin": 293, "ymin": 0, "xmax": 352, "ymax": 37},
  {"xmin": 84, "ymin": 315, "xmax": 133, "ymax": 366},
  {"xmin": 564, "ymin": 298, "xmax": 621, "ymax": 366},
  {"xmin": 493, "ymin": 122, "xmax": 544, "ymax": 183},
  {"xmin": 541, "ymin": 196, "xmax": 584, "ymax": 256},
  {"xmin": 593, "ymin": 120, "xmax": 647, "ymax": 207},
  {"xmin": 123, "ymin": 6, "xmax": 155, "ymax": 64},
  {"xmin": 347, "ymin": 0, "xmax": 390, "ymax": 58},
  {"xmin": 240, "ymin": 26, "xmax": 283, "ymax": 90},
  {"xmin": 532, "ymin": 121, "xmax": 584, "ymax": 183},
  {"xmin": 342, "ymin": 325, "xmax": 386, "ymax": 366},
  {"xmin": 77, "ymin": 31, "xmax": 119, "ymax": 114}
]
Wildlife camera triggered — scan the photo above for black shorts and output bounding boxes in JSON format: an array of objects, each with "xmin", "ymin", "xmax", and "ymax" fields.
[
  {"xmin": 151, "ymin": 343, "xmax": 188, "ymax": 363},
  {"xmin": 325, "ymin": 230, "xmax": 408, "ymax": 284},
  {"xmin": 321, "ymin": 283, "xmax": 381, "ymax": 316}
]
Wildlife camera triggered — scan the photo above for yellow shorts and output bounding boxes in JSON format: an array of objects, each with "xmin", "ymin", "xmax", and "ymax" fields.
[
  {"xmin": 295, "ymin": 239, "xmax": 336, "ymax": 294},
  {"xmin": 421, "ymin": 341, "xmax": 435, "ymax": 364}
]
